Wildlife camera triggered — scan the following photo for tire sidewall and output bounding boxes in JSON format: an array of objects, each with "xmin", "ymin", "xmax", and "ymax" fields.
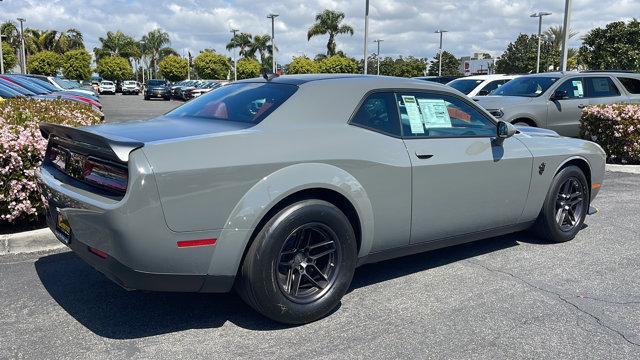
[{"xmin": 247, "ymin": 200, "xmax": 357, "ymax": 324}]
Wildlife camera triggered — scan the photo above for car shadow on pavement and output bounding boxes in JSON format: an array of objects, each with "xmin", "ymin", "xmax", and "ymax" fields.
[{"xmin": 34, "ymin": 231, "xmax": 538, "ymax": 339}]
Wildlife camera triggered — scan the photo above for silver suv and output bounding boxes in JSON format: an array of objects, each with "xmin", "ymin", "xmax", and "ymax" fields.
[{"xmin": 474, "ymin": 71, "xmax": 640, "ymax": 137}]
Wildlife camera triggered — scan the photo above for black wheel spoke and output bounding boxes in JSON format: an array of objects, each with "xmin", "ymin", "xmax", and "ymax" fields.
[
  {"xmin": 555, "ymin": 177, "xmax": 585, "ymax": 232},
  {"xmin": 289, "ymin": 271, "xmax": 301, "ymax": 295},
  {"xmin": 310, "ymin": 264, "xmax": 329, "ymax": 282},
  {"xmin": 309, "ymin": 239, "xmax": 334, "ymax": 250},
  {"xmin": 309, "ymin": 247, "xmax": 335, "ymax": 260},
  {"xmin": 304, "ymin": 272, "xmax": 325, "ymax": 289}
]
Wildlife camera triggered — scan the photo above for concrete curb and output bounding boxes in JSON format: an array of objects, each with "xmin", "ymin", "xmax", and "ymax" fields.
[
  {"xmin": 606, "ymin": 164, "xmax": 640, "ymax": 174},
  {"xmin": 0, "ymin": 228, "xmax": 64, "ymax": 255}
]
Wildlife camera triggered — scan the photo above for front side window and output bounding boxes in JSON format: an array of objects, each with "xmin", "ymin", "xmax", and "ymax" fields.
[
  {"xmin": 585, "ymin": 77, "xmax": 620, "ymax": 97},
  {"xmin": 166, "ymin": 82, "xmax": 297, "ymax": 124},
  {"xmin": 350, "ymin": 92, "xmax": 400, "ymax": 136},
  {"xmin": 555, "ymin": 78, "xmax": 585, "ymax": 99},
  {"xmin": 493, "ymin": 76, "xmax": 559, "ymax": 97},
  {"xmin": 397, "ymin": 92, "xmax": 496, "ymax": 138}
]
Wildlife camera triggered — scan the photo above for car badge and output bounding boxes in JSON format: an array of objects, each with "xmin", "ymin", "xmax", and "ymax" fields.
[{"xmin": 538, "ymin": 162, "xmax": 546, "ymax": 175}]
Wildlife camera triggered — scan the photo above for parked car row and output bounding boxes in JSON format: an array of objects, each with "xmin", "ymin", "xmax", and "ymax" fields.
[
  {"xmin": 0, "ymin": 74, "xmax": 103, "ymax": 113},
  {"xmin": 169, "ymin": 79, "xmax": 227, "ymax": 101}
]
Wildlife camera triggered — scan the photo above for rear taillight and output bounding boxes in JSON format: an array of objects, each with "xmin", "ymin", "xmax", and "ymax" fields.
[
  {"xmin": 47, "ymin": 146, "xmax": 68, "ymax": 171},
  {"xmin": 82, "ymin": 158, "xmax": 128, "ymax": 193}
]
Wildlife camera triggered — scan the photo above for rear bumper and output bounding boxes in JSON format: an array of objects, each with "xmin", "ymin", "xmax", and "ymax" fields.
[{"xmin": 37, "ymin": 149, "xmax": 233, "ymax": 293}]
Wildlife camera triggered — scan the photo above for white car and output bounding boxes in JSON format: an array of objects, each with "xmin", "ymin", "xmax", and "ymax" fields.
[
  {"xmin": 121, "ymin": 80, "xmax": 140, "ymax": 95},
  {"xmin": 447, "ymin": 74, "xmax": 519, "ymax": 97},
  {"xmin": 99, "ymin": 81, "xmax": 116, "ymax": 95}
]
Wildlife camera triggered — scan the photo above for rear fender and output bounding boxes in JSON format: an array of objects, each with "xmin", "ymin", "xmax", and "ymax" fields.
[{"xmin": 206, "ymin": 162, "xmax": 374, "ymax": 277}]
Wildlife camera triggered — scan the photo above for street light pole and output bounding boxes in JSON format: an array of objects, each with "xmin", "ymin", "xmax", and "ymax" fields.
[
  {"xmin": 267, "ymin": 14, "xmax": 278, "ymax": 73},
  {"xmin": 363, "ymin": 0, "xmax": 369, "ymax": 75},
  {"xmin": 140, "ymin": 41, "xmax": 145, "ymax": 84},
  {"xmin": 530, "ymin": 11, "xmax": 551, "ymax": 73},
  {"xmin": 435, "ymin": 29, "xmax": 448, "ymax": 77},
  {"xmin": 17, "ymin": 18, "xmax": 26, "ymax": 74},
  {"xmin": 373, "ymin": 39, "xmax": 383, "ymax": 75},
  {"xmin": 0, "ymin": 35, "xmax": 5, "ymax": 74},
  {"xmin": 560, "ymin": 0, "xmax": 572, "ymax": 71},
  {"xmin": 230, "ymin": 29, "xmax": 238, "ymax": 81}
]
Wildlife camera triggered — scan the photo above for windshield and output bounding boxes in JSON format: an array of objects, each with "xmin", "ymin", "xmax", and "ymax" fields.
[
  {"xmin": 166, "ymin": 82, "xmax": 297, "ymax": 124},
  {"xmin": 148, "ymin": 80, "xmax": 166, "ymax": 86},
  {"xmin": 52, "ymin": 78, "xmax": 80, "ymax": 89},
  {"xmin": 448, "ymin": 79, "xmax": 483, "ymax": 95},
  {"xmin": 492, "ymin": 76, "xmax": 560, "ymax": 97}
]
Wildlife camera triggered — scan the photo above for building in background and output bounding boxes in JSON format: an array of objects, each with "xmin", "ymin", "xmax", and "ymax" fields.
[{"xmin": 459, "ymin": 52, "xmax": 496, "ymax": 76}]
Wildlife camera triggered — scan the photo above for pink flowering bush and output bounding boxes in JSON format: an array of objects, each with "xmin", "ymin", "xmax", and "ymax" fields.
[
  {"xmin": 0, "ymin": 98, "xmax": 101, "ymax": 225},
  {"xmin": 581, "ymin": 104, "xmax": 640, "ymax": 164}
]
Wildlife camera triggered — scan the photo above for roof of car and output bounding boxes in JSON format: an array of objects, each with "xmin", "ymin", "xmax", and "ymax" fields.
[{"xmin": 453, "ymin": 74, "xmax": 519, "ymax": 81}]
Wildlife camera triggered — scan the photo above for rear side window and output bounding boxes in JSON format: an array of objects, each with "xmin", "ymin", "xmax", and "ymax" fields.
[
  {"xmin": 479, "ymin": 79, "xmax": 510, "ymax": 95},
  {"xmin": 585, "ymin": 77, "xmax": 620, "ymax": 97},
  {"xmin": 167, "ymin": 82, "xmax": 297, "ymax": 124},
  {"xmin": 350, "ymin": 92, "xmax": 400, "ymax": 136},
  {"xmin": 448, "ymin": 79, "xmax": 483, "ymax": 95},
  {"xmin": 617, "ymin": 77, "xmax": 640, "ymax": 94}
]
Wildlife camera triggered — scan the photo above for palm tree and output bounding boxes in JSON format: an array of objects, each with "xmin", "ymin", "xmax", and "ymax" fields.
[
  {"xmin": 251, "ymin": 34, "xmax": 277, "ymax": 67},
  {"xmin": 544, "ymin": 25, "xmax": 578, "ymax": 50},
  {"xmin": 307, "ymin": 9, "xmax": 354, "ymax": 56},
  {"xmin": 1, "ymin": 21, "xmax": 21, "ymax": 49},
  {"xmin": 93, "ymin": 30, "xmax": 138, "ymax": 60},
  {"xmin": 226, "ymin": 32, "xmax": 254, "ymax": 59},
  {"xmin": 55, "ymin": 28, "xmax": 84, "ymax": 52},
  {"xmin": 141, "ymin": 28, "xmax": 173, "ymax": 78},
  {"xmin": 22, "ymin": 28, "xmax": 85, "ymax": 55}
]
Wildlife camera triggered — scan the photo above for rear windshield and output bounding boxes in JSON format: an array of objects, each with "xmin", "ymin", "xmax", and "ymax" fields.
[
  {"xmin": 492, "ymin": 76, "xmax": 559, "ymax": 97},
  {"xmin": 448, "ymin": 79, "xmax": 483, "ymax": 95},
  {"xmin": 148, "ymin": 80, "xmax": 166, "ymax": 86},
  {"xmin": 166, "ymin": 82, "xmax": 297, "ymax": 124}
]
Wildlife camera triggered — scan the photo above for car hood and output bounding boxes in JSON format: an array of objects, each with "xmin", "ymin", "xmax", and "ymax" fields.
[
  {"xmin": 82, "ymin": 116, "xmax": 254, "ymax": 143},
  {"xmin": 148, "ymin": 86, "xmax": 167, "ymax": 90},
  {"xmin": 473, "ymin": 95, "xmax": 535, "ymax": 109}
]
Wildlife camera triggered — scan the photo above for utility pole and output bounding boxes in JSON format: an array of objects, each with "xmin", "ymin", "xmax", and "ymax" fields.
[
  {"xmin": 140, "ymin": 41, "xmax": 145, "ymax": 84},
  {"xmin": 530, "ymin": 11, "xmax": 551, "ymax": 73},
  {"xmin": 373, "ymin": 39, "xmax": 383, "ymax": 75},
  {"xmin": 435, "ymin": 29, "xmax": 448, "ymax": 76},
  {"xmin": 230, "ymin": 29, "xmax": 239, "ymax": 81},
  {"xmin": 0, "ymin": 35, "xmax": 5, "ymax": 74},
  {"xmin": 560, "ymin": 0, "xmax": 572, "ymax": 71},
  {"xmin": 363, "ymin": 0, "xmax": 370, "ymax": 74},
  {"xmin": 17, "ymin": 18, "xmax": 26, "ymax": 74},
  {"xmin": 267, "ymin": 14, "xmax": 279, "ymax": 73}
]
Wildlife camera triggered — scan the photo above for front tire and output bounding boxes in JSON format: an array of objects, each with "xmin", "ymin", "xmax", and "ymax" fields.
[
  {"xmin": 237, "ymin": 200, "xmax": 357, "ymax": 324},
  {"xmin": 532, "ymin": 165, "xmax": 589, "ymax": 242}
]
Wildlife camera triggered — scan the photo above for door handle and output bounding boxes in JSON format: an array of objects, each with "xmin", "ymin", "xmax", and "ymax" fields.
[
  {"xmin": 415, "ymin": 153, "xmax": 434, "ymax": 160},
  {"xmin": 578, "ymin": 104, "xmax": 586, "ymax": 109}
]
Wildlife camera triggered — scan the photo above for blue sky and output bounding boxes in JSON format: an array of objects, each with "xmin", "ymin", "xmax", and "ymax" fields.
[{"xmin": 1, "ymin": 0, "xmax": 638, "ymax": 63}]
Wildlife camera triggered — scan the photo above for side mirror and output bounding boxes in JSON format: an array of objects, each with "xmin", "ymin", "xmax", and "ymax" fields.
[
  {"xmin": 494, "ymin": 120, "xmax": 517, "ymax": 145},
  {"xmin": 551, "ymin": 90, "xmax": 569, "ymax": 101}
]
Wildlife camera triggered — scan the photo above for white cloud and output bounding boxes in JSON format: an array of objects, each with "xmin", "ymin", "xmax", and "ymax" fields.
[{"xmin": 1, "ymin": 0, "xmax": 638, "ymax": 63}]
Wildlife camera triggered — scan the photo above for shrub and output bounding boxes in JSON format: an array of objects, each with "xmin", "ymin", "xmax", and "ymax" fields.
[
  {"xmin": 194, "ymin": 52, "xmax": 230, "ymax": 80},
  {"xmin": 1, "ymin": 42, "xmax": 18, "ymax": 71},
  {"xmin": 96, "ymin": 56, "xmax": 133, "ymax": 81},
  {"xmin": 159, "ymin": 55, "xmax": 189, "ymax": 82},
  {"xmin": 318, "ymin": 55, "xmax": 358, "ymax": 74},
  {"xmin": 581, "ymin": 104, "xmax": 640, "ymax": 164},
  {"xmin": 61, "ymin": 49, "xmax": 92, "ymax": 81},
  {"xmin": 27, "ymin": 51, "xmax": 61, "ymax": 76},
  {"xmin": 236, "ymin": 58, "xmax": 261, "ymax": 79},
  {"xmin": 0, "ymin": 98, "xmax": 102, "ymax": 225},
  {"xmin": 287, "ymin": 56, "xmax": 319, "ymax": 74}
]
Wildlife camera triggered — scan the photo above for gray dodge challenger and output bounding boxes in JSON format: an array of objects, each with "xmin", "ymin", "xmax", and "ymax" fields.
[{"xmin": 38, "ymin": 74, "xmax": 605, "ymax": 324}]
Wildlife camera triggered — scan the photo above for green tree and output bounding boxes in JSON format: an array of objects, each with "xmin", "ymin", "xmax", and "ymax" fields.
[
  {"xmin": 1, "ymin": 21, "xmax": 21, "ymax": 49},
  {"xmin": 96, "ymin": 56, "xmax": 133, "ymax": 81},
  {"xmin": 1, "ymin": 43, "xmax": 18, "ymax": 70},
  {"xmin": 307, "ymin": 9, "xmax": 354, "ymax": 56},
  {"xmin": 159, "ymin": 55, "xmax": 189, "ymax": 81},
  {"xmin": 26, "ymin": 51, "xmax": 61, "ymax": 75},
  {"xmin": 93, "ymin": 31, "xmax": 139, "ymax": 60},
  {"xmin": 287, "ymin": 56, "xmax": 319, "ymax": 74},
  {"xmin": 61, "ymin": 49, "xmax": 91, "ymax": 80},
  {"xmin": 251, "ymin": 34, "xmax": 276, "ymax": 68},
  {"xmin": 318, "ymin": 55, "xmax": 358, "ymax": 73},
  {"xmin": 226, "ymin": 32, "xmax": 255, "ymax": 59},
  {"xmin": 236, "ymin": 58, "xmax": 261, "ymax": 79},
  {"xmin": 544, "ymin": 25, "xmax": 578, "ymax": 51},
  {"xmin": 427, "ymin": 51, "xmax": 461, "ymax": 76},
  {"xmin": 141, "ymin": 29, "xmax": 175, "ymax": 78},
  {"xmin": 393, "ymin": 56, "xmax": 428, "ymax": 77},
  {"xmin": 579, "ymin": 20, "xmax": 640, "ymax": 71},
  {"xmin": 24, "ymin": 28, "xmax": 84, "ymax": 55},
  {"xmin": 495, "ymin": 34, "xmax": 554, "ymax": 73},
  {"xmin": 193, "ymin": 51, "xmax": 230, "ymax": 79}
]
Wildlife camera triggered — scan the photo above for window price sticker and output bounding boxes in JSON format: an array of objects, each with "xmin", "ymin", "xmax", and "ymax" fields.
[
  {"xmin": 417, "ymin": 98, "xmax": 452, "ymax": 128},
  {"xmin": 401, "ymin": 95, "xmax": 425, "ymax": 134}
]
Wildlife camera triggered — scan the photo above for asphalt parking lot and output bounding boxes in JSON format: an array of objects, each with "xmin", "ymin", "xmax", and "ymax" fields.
[
  {"xmin": 1, "ymin": 96, "xmax": 639, "ymax": 359},
  {"xmin": 100, "ymin": 93, "xmax": 182, "ymax": 123}
]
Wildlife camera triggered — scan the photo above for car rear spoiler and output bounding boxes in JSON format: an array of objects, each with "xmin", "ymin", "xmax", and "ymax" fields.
[{"xmin": 39, "ymin": 123, "xmax": 144, "ymax": 162}]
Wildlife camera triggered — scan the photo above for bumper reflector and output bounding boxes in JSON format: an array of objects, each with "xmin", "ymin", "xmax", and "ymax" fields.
[
  {"xmin": 592, "ymin": 183, "xmax": 601, "ymax": 189},
  {"xmin": 88, "ymin": 246, "xmax": 108, "ymax": 259},
  {"xmin": 177, "ymin": 239, "xmax": 217, "ymax": 248}
]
